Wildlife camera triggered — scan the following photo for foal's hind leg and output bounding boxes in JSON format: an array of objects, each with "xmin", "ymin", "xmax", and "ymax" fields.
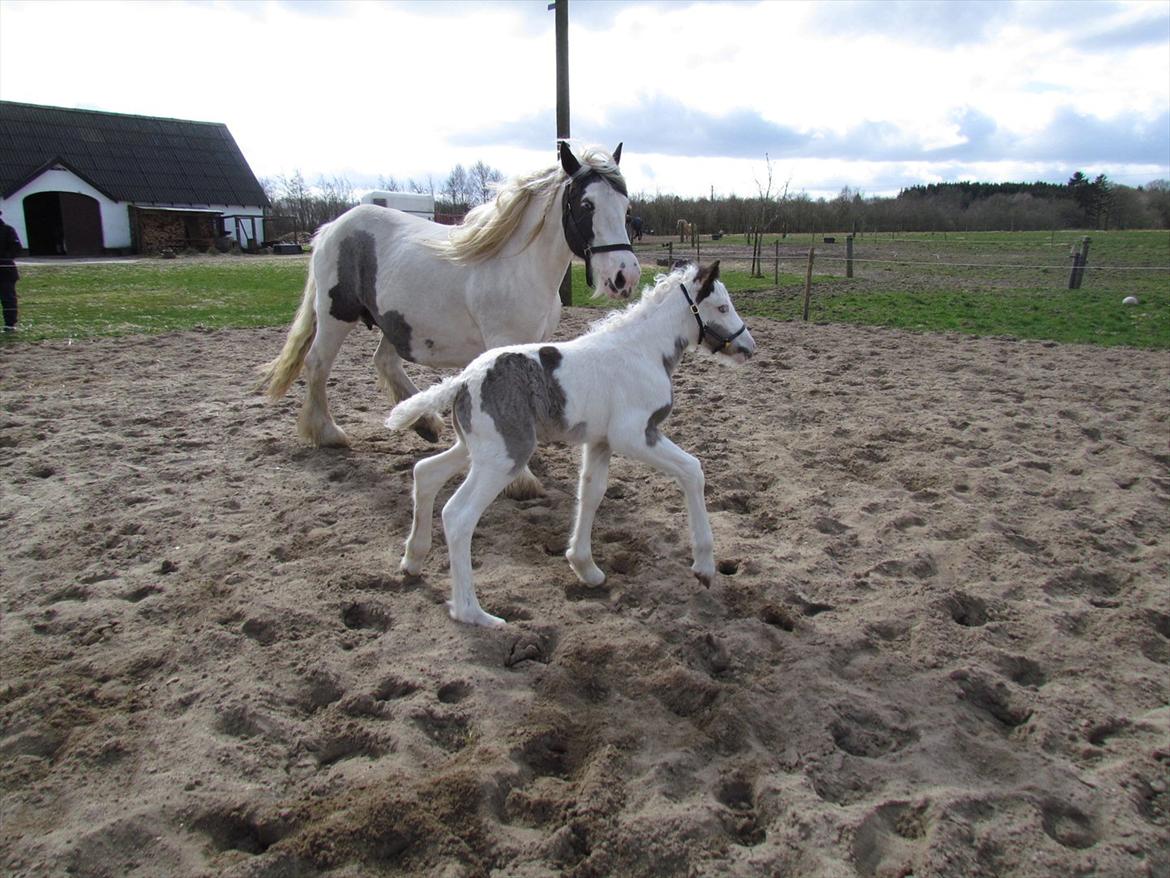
[
  {"xmin": 401, "ymin": 437, "xmax": 470, "ymax": 575},
  {"xmin": 441, "ymin": 462, "xmax": 515, "ymax": 628},
  {"xmin": 373, "ymin": 336, "xmax": 444, "ymax": 443},
  {"xmin": 299, "ymin": 313, "xmax": 355, "ymax": 447}
]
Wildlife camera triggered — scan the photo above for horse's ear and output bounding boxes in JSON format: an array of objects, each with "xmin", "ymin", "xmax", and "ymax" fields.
[
  {"xmin": 612, "ymin": 142, "xmax": 623, "ymax": 165},
  {"xmin": 695, "ymin": 260, "xmax": 721, "ymax": 302},
  {"xmin": 559, "ymin": 141, "xmax": 582, "ymax": 178}
]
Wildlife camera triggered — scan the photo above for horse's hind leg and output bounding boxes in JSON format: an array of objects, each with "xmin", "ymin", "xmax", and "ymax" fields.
[
  {"xmin": 299, "ymin": 313, "xmax": 355, "ymax": 447},
  {"xmin": 441, "ymin": 461, "xmax": 515, "ymax": 628},
  {"xmin": 401, "ymin": 437, "xmax": 469, "ymax": 575},
  {"xmin": 373, "ymin": 336, "xmax": 444, "ymax": 443}
]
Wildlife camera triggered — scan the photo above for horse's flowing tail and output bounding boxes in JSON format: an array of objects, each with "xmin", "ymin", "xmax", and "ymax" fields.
[
  {"xmin": 385, "ymin": 375, "xmax": 464, "ymax": 432},
  {"xmin": 257, "ymin": 267, "xmax": 318, "ymax": 399}
]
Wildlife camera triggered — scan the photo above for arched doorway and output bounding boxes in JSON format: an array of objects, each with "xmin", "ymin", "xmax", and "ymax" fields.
[{"xmin": 23, "ymin": 192, "xmax": 104, "ymax": 256}]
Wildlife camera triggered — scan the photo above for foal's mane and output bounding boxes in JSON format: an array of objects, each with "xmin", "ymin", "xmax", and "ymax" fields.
[
  {"xmin": 433, "ymin": 146, "xmax": 625, "ymax": 263},
  {"xmin": 586, "ymin": 265, "xmax": 698, "ymax": 336}
]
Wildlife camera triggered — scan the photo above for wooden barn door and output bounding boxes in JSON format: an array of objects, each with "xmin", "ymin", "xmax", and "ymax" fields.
[{"xmin": 22, "ymin": 191, "xmax": 104, "ymax": 256}]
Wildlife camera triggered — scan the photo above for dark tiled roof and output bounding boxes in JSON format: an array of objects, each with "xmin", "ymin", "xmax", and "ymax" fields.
[{"xmin": 0, "ymin": 101, "xmax": 269, "ymax": 207}]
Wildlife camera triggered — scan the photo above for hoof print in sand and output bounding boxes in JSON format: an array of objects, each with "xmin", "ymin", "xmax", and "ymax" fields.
[
  {"xmin": 716, "ymin": 775, "xmax": 766, "ymax": 846},
  {"xmin": 950, "ymin": 669, "xmax": 1032, "ymax": 728},
  {"xmin": 504, "ymin": 629, "xmax": 557, "ymax": 668},
  {"xmin": 945, "ymin": 591, "xmax": 990, "ymax": 627},
  {"xmin": 830, "ymin": 707, "xmax": 916, "ymax": 758},
  {"xmin": 341, "ymin": 601, "xmax": 393, "ymax": 632},
  {"xmin": 852, "ymin": 800, "xmax": 930, "ymax": 878}
]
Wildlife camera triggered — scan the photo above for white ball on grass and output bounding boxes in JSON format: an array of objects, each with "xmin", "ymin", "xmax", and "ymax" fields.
[{"xmin": 1122, "ymin": 296, "xmax": 1139, "ymax": 306}]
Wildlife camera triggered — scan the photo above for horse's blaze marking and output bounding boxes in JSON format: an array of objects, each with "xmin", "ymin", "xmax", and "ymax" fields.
[
  {"xmin": 479, "ymin": 349, "xmax": 569, "ymax": 473},
  {"xmin": 326, "ymin": 231, "xmax": 415, "ymax": 361}
]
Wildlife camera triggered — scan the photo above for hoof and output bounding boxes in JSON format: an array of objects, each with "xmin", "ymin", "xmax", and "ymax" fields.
[
  {"xmin": 567, "ymin": 554, "xmax": 606, "ymax": 587},
  {"xmin": 301, "ymin": 420, "xmax": 350, "ymax": 448},
  {"xmin": 447, "ymin": 602, "xmax": 506, "ymax": 628},
  {"xmin": 399, "ymin": 556, "xmax": 423, "ymax": 576},
  {"xmin": 504, "ymin": 472, "xmax": 545, "ymax": 500},
  {"xmin": 412, "ymin": 415, "xmax": 443, "ymax": 444}
]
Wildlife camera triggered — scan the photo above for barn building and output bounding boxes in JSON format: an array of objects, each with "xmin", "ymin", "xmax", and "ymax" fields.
[{"xmin": 0, "ymin": 101, "xmax": 269, "ymax": 256}]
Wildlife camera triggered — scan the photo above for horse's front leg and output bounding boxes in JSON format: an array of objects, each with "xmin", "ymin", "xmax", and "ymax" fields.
[
  {"xmin": 565, "ymin": 441, "xmax": 612, "ymax": 586},
  {"xmin": 615, "ymin": 433, "xmax": 715, "ymax": 586},
  {"xmin": 401, "ymin": 439, "xmax": 469, "ymax": 575},
  {"xmin": 373, "ymin": 336, "xmax": 444, "ymax": 443}
]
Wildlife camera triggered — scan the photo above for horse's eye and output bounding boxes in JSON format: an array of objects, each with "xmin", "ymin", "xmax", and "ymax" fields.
[
  {"xmin": 582, "ymin": 200, "xmax": 594, "ymax": 212},
  {"xmin": 718, "ymin": 305, "xmax": 729, "ymax": 314}
]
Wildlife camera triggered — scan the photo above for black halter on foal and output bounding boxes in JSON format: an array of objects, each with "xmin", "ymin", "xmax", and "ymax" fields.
[
  {"xmin": 679, "ymin": 282, "xmax": 748, "ymax": 354},
  {"xmin": 561, "ymin": 165, "xmax": 635, "ymax": 289}
]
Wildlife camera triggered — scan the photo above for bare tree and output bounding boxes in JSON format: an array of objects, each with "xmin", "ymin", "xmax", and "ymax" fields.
[
  {"xmin": 444, "ymin": 164, "xmax": 470, "ymax": 208},
  {"xmin": 469, "ymin": 160, "xmax": 505, "ymax": 206}
]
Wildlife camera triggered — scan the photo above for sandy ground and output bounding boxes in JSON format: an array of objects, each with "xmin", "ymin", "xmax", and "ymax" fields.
[{"xmin": 1, "ymin": 310, "xmax": 1168, "ymax": 878}]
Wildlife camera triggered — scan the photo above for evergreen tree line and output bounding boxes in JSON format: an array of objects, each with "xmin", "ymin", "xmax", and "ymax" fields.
[{"xmin": 260, "ymin": 168, "xmax": 1170, "ymax": 240}]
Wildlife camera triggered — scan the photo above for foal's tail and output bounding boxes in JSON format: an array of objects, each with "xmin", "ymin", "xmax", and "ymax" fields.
[
  {"xmin": 384, "ymin": 375, "xmax": 464, "ymax": 432},
  {"xmin": 257, "ymin": 264, "xmax": 318, "ymax": 399}
]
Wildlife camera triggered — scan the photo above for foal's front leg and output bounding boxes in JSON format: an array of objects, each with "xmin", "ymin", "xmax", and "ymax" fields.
[
  {"xmin": 617, "ymin": 433, "xmax": 716, "ymax": 586},
  {"xmin": 565, "ymin": 442, "xmax": 612, "ymax": 586},
  {"xmin": 441, "ymin": 462, "xmax": 515, "ymax": 628}
]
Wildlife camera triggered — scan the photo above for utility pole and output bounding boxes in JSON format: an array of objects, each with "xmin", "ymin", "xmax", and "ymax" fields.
[{"xmin": 554, "ymin": 0, "xmax": 573, "ymax": 305}]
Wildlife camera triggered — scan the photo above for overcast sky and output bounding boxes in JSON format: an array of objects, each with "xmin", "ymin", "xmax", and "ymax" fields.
[{"xmin": 1, "ymin": 0, "xmax": 1167, "ymax": 199}]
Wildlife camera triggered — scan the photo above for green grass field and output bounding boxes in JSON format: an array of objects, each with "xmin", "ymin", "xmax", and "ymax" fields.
[{"xmin": 5, "ymin": 229, "xmax": 1168, "ymax": 348}]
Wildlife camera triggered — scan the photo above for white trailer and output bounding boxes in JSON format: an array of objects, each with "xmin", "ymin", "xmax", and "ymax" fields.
[{"xmin": 360, "ymin": 190, "xmax": 435, "ymax": 221}]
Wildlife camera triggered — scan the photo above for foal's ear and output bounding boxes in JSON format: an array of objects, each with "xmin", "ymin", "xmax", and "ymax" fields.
[
  {"xmin": 612, "ymin": 142, "xmax": 623, "ymax": 165},
  {"xmin": 695, "ymin": 260, "xmax": 721, "ymax": 302},
  {"xmin": 559, "ymin": 141, "xmax": 582, "ymax": 178}
]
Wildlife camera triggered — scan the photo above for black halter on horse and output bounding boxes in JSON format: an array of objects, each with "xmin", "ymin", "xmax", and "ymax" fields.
[
  {"xmin": 559, "ymin": 144, "xmax": 636, "ymax": 289},
  {"xmin": 679, "ymin": 282, "xmax": 748, "ymax": 354}
]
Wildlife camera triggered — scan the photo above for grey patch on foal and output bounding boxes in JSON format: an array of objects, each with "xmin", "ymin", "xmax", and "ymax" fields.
[
  {"xmin": 645, "ymin": 402, "xmax": 673, "ymax": 446},
  {"xmin": 480, "ymin": 348, "xmax": 568, "ymax": 473},
  {"xmin": 327, "ymin": 231, "xmax": 379, "ymax": 329},
  {"xmin": 453, "ymin": 384, "xmax": 473, "ymax": 435},
  {"xmin": 663, "ymin": 336, "xmax": 688, "ymax": 376}
]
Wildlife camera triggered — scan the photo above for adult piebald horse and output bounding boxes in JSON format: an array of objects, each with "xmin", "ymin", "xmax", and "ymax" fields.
[{"xmin": 259, "ymin": 142, "xmax": 640, "ymax": 497}]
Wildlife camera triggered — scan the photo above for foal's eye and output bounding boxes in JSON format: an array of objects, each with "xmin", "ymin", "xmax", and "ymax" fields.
[
  {"xmin": 718, "ymin": 305, "xmax": 729, "ymax": 314},
  {"xmin": 582, "ymin": 199, "xmax": 595, "ymax": 212}
]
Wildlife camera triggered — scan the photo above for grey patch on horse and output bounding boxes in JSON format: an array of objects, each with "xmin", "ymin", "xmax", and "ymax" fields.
[
  {"xmin": 480, "ymin": 350, "xmax": 568, "ymax": 473},
  {"xmin": 453, "ymin": 384, "xmax": 473, "ymax": 436},
  {"xmin": 376, "ymin": 309, "xmax": 414, "ymax": 362},
  {"xmin": 663, "ymin": 336, "xmax": 688, "ymax": 376},
  {"xmin": 645, "ymin": 402, "xmax": 673, "ymax": 446},
  {"xmin": 327, "ymin": 231, "xmax": 379, "ymax": 329}
]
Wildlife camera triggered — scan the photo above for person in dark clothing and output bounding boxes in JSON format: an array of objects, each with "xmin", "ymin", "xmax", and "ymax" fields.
[{"xmin": 0, "ymin": 210, "xmax": 21, "ymax": 331}]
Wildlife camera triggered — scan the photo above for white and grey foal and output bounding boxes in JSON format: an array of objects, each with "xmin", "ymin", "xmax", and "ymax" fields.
[{"xmin": 385, "ymin": 261, "xmax": 756, "ymax": 627}]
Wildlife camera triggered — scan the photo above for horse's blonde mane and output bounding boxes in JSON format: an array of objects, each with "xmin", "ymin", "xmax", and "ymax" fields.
[
  {"xmin": 586, "ymin": 264, "xmax": 699, "ymax": 336},
  {"xmin": 433, "ymin": 146, "xmax": 625, "ymax": 263}
]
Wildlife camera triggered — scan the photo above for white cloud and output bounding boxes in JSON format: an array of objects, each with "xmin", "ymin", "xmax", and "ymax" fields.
[{"xmin": 1, "ymin": 0, "xmax": 1165, "ymax": 198}]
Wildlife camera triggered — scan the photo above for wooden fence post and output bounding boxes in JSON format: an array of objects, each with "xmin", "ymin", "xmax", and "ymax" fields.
[
  {"xmin": 774, "ymin": 239, "xmax": 779, "ymax": 284},
  {"xmin": 802, "ymin": 247, "xmax": 815, "ymax": 321},
  {"xmin": 846, "ymin": 234, "xmax": 854, "ymax": 279},
  {"xmin": 1068, "ymin": 236, "xmax": 1091, "ymax": 289}
]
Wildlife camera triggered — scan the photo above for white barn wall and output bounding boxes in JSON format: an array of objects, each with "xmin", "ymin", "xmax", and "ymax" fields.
[{"xmin": 0, "ymin": 167, "xmax": 266, "ymax": 252}]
